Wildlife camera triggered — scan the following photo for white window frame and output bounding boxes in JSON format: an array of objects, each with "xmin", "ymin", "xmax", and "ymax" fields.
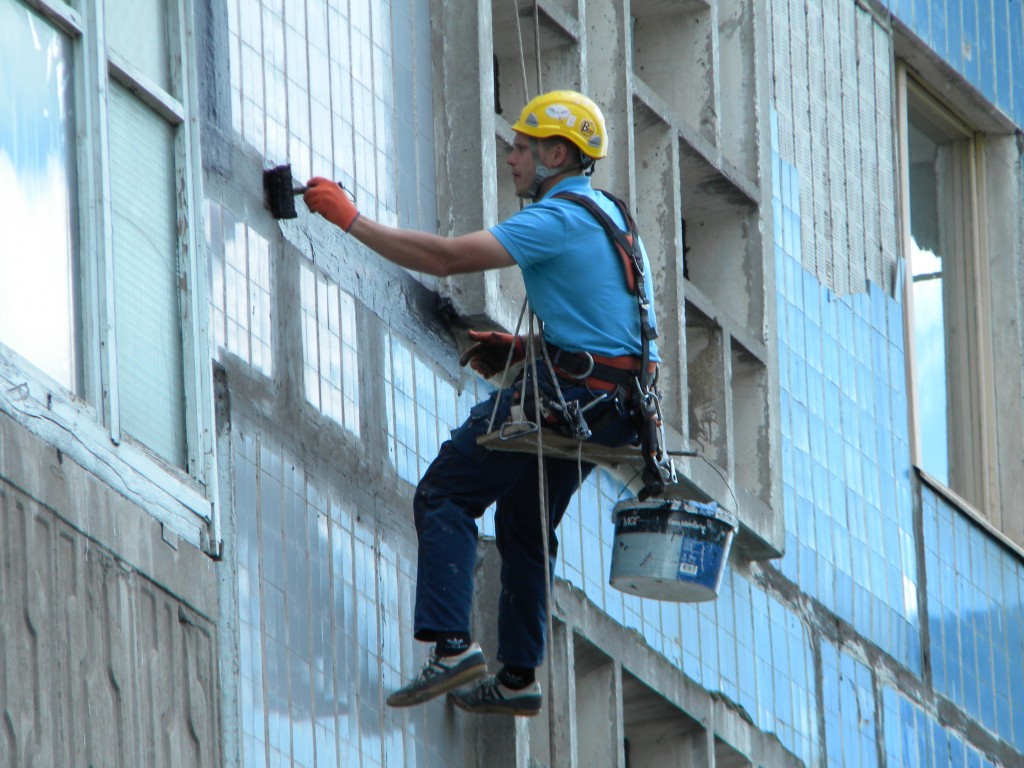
[
  {"xmin": 1, "ymin": 0, "xmax": 219, "ymax": 553},
  {"xmin": 895, "ymin": 61, "xmax": 997, "ymax": 522}
]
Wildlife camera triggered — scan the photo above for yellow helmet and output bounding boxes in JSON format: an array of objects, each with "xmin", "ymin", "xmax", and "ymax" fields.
[{"xmin": 512, "ymin": 90, "xmax": 608, "ymax": 160}]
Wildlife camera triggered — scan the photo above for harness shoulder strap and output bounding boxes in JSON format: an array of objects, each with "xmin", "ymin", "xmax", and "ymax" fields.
[
  {"xmin": 553, "ymin": 191, "xmax": 639, "ymax": 293},
  {"xmin": 554, "ymin": 190, "xmax": 676, "ymax": 497},
  {"xmin": 553, "ymin": 190, "xmax": 658, "ymax": 358}
]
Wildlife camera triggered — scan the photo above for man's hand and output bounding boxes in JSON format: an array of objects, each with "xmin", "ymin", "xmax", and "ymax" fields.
[
  {"xmin": 459, "ymin": 331, "xmax": 525, "ymax": 377},
  {"xmin": 304, "ymin": 177, "xmax": 360, "ymax": 231}
]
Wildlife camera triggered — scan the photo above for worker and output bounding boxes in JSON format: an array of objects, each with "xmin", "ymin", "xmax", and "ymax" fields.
[{"xmin": 304, "ymin": 90, "xmax": 661, "ymax": 717}]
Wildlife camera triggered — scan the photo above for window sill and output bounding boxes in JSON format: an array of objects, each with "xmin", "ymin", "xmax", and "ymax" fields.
[{"xmin": 0, "ymin": 357, "xmax": 215, "ymax": 555}]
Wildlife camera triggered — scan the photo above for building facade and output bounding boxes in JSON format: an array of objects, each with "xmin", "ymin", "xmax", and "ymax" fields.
[{"xmin": 1, "ymin": 0, "xmax": 1023, "ymax": 766}]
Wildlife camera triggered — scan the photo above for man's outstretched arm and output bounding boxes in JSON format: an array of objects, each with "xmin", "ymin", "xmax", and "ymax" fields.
[{"xmin": 304, "ymin": 177, "xmax": 514, "ymax": 277}]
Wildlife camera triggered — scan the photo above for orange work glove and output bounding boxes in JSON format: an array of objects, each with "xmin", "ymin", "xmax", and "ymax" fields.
[
  {"xmin": 458, "ymin": 331, "xmax": 526, "ymax": 377},
  {"xmin": 304, "ymin": 177, "xmax": 360, "ymax": 232}
]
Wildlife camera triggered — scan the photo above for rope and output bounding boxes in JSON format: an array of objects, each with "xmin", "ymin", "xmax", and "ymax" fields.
[
  {"xmin": 533, "ymin": 0, "xmax": 543, "ymax": 93},
  {"xmin": 486, "ymin": 299, "xmax": 531, "ymax": 434},
  {"xmin": 506, "ymin": 3, "xmax": 553, "ymax": 679},
  {"xmin": 507, "ymin": 2, "xmax": 558, "ymax": 753},
  {"xmin": 511, "ymin": 0, "xmax": 530, "ymax": 100},
  {"xmin": 525, "ymin": 311, "xmax": 558, "ymax": 760},
  {"xmin": 510, "ymin": 0, "xmax": 545, "ymax": 100}
]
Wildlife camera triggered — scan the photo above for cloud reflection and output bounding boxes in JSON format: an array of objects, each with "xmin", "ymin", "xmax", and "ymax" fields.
[{"xmin": 0, "ymin": 2, "xmax": 77, "ymax": 390}]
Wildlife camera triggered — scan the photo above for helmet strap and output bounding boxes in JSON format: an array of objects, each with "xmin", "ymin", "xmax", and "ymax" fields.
[
  {"xmin": 523, "ymin": 138, "xmax": 552, "ymax": 201},
  {"xmin": 522, "ymin": 139, "xmax": 594, "ymax": 200},
  {"xmin": 524, "ymin": 167, "xmax": 552, "ymax": 201}
]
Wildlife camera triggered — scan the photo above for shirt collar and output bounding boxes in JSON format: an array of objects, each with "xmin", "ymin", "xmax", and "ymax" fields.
[{"xmin": 537, "ymin": 174, "xmax": 591, "ymax": 201}]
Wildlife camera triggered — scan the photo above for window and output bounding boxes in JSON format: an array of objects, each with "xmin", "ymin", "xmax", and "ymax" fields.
[
  {"xmin": 0, "ymin": 0, "xmax": 215, "ymax": 541},
  {"xmin": 897, "ymin": 66, "xmax": 992, "ymax": 514},
  {"xmin": 108, "ymin": 78, "xmax": 188, "ymax": 466},
  {"xmin": 0, "ymin": 0, "xmax": 80, "ymax": 391},
  {"xmin": 300, "ymin": 264, "xmax": 360, "ymax": 436}
]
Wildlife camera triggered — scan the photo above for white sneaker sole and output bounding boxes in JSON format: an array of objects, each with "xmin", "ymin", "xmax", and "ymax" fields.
[{"xmin": 386, "ymin": 661, "xmax": 487, "ymax": 707}]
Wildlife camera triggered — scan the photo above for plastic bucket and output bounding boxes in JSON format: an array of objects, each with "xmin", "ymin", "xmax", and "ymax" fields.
[{"xmin": 609, "ymin": 498, "xmax": 738, "ymax": 602}]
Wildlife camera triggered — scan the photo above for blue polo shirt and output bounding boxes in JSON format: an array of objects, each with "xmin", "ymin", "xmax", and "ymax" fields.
[{"xmin": 489, "ymin": 176, "xmax": 660, "ymax": 361}]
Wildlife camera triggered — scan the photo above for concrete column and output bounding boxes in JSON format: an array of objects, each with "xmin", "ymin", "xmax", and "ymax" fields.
[
  {"xmin": 574, "ymin": 638, "xmax": 622, "ymax": 767},
  {"xmin": 429, "ymin": 0, "xmax": 500, "ymax": 325},
  {"xmin": 584, "ymin": 0, "xmax": 632, "ymax": 199}
]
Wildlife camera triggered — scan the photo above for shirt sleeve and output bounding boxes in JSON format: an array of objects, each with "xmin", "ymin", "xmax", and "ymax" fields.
[{"xmin": 488, "ymin": 202, "xmax": 569, "ymax": 270}]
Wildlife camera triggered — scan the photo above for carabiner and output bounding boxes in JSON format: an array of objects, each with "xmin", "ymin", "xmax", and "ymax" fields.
[{"xmin": 570, "ymin": 351, "xmax": 595, "ymax": 380}]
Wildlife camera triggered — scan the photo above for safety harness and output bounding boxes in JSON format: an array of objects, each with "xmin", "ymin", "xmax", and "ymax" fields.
[{"xmin": 549, "ymin": 190, "xmax": 677, "ymax": 499}]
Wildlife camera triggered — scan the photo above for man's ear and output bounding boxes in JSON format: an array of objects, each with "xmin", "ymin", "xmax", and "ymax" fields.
[{"xmin": 548, "ymin": 140, "xmax": 572, "ymax": 169}]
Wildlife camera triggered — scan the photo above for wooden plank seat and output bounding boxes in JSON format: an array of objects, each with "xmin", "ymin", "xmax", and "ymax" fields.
[{"xmin": 476, "ymin": 427, "xmax": 713, "ymax": 503}]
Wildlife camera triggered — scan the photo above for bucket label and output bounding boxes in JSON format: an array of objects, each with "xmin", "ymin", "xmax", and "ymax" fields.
[
  {"xmin": 615, "ymin": 510, "xmax": 731, "ymax": 545},
  {"xmin": 678, "ymin": 535, "xmax": 721, "ymax": 574}
]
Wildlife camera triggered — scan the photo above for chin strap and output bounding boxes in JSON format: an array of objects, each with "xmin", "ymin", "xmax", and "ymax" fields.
[
  {"xmin": 521, "ymin": 138, "xmax": 552, "ymax": 200},
  {"xmin": 521, "ymin": 139, "xmax": 595, "ymax": 201}
]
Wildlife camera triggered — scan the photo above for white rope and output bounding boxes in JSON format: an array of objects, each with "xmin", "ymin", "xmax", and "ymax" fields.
[
  {"xmin": 533, "ymin": 0, "xmax": 543, "ymax": 93},
  {"xmin": 525, "ymin": 311, "xmax": 557, "ymax": 750},
  {"xmin": 507, "ymin": 2, "xmax": 558, "ymax": 751},
  {"xmin": 486, "ymin": 299, "xmax": 531, "ymax": 434},
  {"xmin": 511, "ymin": 0, "xmax": 530, "ymax": 100}
]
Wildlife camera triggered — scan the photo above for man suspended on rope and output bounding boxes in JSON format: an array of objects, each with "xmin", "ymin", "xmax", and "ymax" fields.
[{"xmin": 304, "ymin": 90, "xmax": 666, "ymax": 717}]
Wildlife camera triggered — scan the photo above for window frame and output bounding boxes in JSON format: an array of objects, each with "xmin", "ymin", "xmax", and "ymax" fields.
[
  {"xmin": 1, "ymin": 0, "xmax": 219, "ymax": 553},
  {"xmin": 895, "ymin": 61, "xmax": 997, "ymax": 521}
]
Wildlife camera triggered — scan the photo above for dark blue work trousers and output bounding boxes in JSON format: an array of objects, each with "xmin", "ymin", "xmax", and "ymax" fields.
[{"xmin": 412, "ymin": 369, "xmax": 636, "ymax": 669}]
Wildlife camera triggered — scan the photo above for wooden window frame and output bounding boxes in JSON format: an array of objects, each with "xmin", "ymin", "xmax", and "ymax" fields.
[{"xmin": 896, "ymin": 61, "xmax": 997, "ymax": 522}]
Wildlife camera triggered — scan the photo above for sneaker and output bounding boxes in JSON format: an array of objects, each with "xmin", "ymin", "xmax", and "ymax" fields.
[
  {"xmin": 448, "ymin": 675, "xmax": 543, "ymax": 717},
  {"xmin": 386, "ymin": 643, "xmax": 487, "ymax": 707}
]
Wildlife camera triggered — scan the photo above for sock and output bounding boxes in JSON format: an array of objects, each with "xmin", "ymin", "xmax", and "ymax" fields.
[
  {"xmin": 435, "ymin": 633, "xmax": 472, "ymax": 657},
  {"xmin": 497, "ymin": 666, "xmax": 535, "ymax": 690}
]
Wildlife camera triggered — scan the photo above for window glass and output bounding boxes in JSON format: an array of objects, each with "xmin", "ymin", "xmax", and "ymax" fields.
[
  {"xmin": 105, "ymin": 0, "xmax": 171, "ymax": 94},
  {"xmin": 906, "ymin": 108, "xmax": 951, "ymax": 484},
  {"xmin": 0, "ymin": 0, "xmax": 79, "ymax": 391},
  {"xmin": 904, "ymin": 84, "xmax": 982, "ymax": 506},
  {"xmin": 108, "ymin": 79, "xmax": 186, "ymax": 467},
  {"xmin": 300, "ymin": 263, "xmax": 360, "ymax": 436}
]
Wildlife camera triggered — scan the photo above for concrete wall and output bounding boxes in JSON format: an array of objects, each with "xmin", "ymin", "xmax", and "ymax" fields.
[
  {"xmin": 0, "ymin": 410, "xmax": 220, "ymax": 768},
  {"xmin": 770, "ymin": 0, "xmax": 900, "ymax": 297}
]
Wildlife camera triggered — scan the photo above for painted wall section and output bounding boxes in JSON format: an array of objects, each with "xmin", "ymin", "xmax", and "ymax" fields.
[
  {"xmin": 923, "ymin": 486, "xmax": 1024, "ymax": 750},
  {"xmin": 882, "ymin": 0, "xmax": 1024, "ymax": 129},
  {"xmin": 772, "ymin": 126, "xmax": 921, "ymax": 672},
  {"xmin": 768, "ymin": 1, "xmax": 1024, "ymax": 763},
  {"xmin": 552, "ymin": 471, "xmax": 820, "ymax": 763},
  {"xmin": 226, "ymin": 0, "xmax": 435, "ymax": 229}
]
